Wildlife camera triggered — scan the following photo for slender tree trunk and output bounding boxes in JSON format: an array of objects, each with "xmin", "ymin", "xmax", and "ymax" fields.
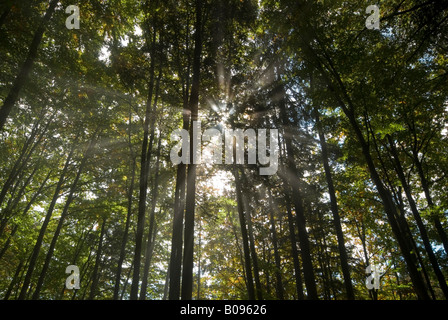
[
  {"xmin": 240, "ymin": 170, "xmax": 263, "ymax": 300},
  {"xmin": 278, "ymin": 86, "xmax": 318, "ymax": 299},
  {"xmin": 181, "ymin": 0, "xmax": 203, "ymax": 300},
  {"xmin": 18, "ymin": 143, "xmax": 76, "ymax": 300},
  {"xmin": 168, "ymin": 4, "xmax": 192, "ymax": 299},
  {"xmin": 310, "ymin": 49, "xmax": 430, "ymax": 299},
  {"xmin": 32, "ymin": 135, "xmax": 97, "ymax": 299},
  {"xmin": 114, "ymin": 105, "xmax": 137, "ymax": 300},
  {"xmin": 226, "ymin": 207, "xmax": 247, "ymax": 291},
  {"xmin": 412, "ymin": 149, "xmax": 448, "ymax": 256},
  {"xmin": 285, "ymin": 194, "xmax": 304, "ymax": 300},
  {"xmin": 3, "ymin": 260, "xmax": 24, "ymax": 300},
  {"xmin": 234, "ymin": 168, "xmax": 255, "ymax": 300},
  {"xmin": 114, "ymin": 156, "xmax": 136, "ymax": 300},
  {"xmin": 314, "ymin": 106, "xmax": 354, "ymax": 299},
  {"xmin": 346, "ymin": 109, "xmax": 430, "ymax": 299},
  {"xmin": 130, "ymin": 13, "xmax": 158, "ymax": 300},
  {"xmin": 387, "ymin": 135, "xmax": 448, "ymax": 298},
  {"xmin": 163, "ymin": 261, "xmax": 171, "ymax": 300},
  {"xmin": 0, "ymin": 0, "xmax": 58, "ymax": 131},
  {"xmin": 89, "ymin": 218, "xmax": 107, "ymax": 300},
  {"xmin": 140, "ymin": 136, "xmax": 162, "ymax": 300},
  {"xmin": 169, "ymin": 161, "xmax": 186, "ymax": 300},
  {"xmin": 267, "ymin": 189, "xmax": 284, "ymax": 300},
  {"xmin": 0, "ymin": 110, "xmax": 45, "ymax": 210}
]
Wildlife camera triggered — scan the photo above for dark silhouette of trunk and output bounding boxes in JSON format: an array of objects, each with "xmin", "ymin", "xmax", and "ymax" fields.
[
  {"xmin": 114, "ymin": 107, "xmax": 137, "ymax": 300},
  {"xmin": 345, "ymin": 106, "xmax": 430, "ymax": 299},
  {"xmin": 32, "ymin": 135, "xmax": 97, "ymax": 299},
  {"xmin": 130, "ymin": 12, "xmax": 158, "ymax": 300},
  {"xmin": 240, "ymin": 170, "xmax": 263, "ymax": 300},
  {"xmin": 411, "ymin": 148, "xmax": 448, "ymax": 256},
  {"xmin": 140, "ymin": 136, "xmax": 162, "ymax": 299},
  {"xmin": 3, "ymin": 260, "xmax": 24, "ymax": 300},
  {"xmin": 169, "ymin": 161, "xmax": 186, "ymax": 300},
  {"xmin": 314, "ymin": 106, "xmax": 354, "ymax": 300},
  {"xmin": 18, "ymin": 140, "xmax": 77, "ymax": 300},
  {"xmin": 387, "ymin": 135, "xmax": 448, "ymax": 298},
  {"xmin": 89, "ymin": 218, "xmax": 107, "ymax": 300},
  {"xmin": 284, "ymin": 194, "xmax": 304, "ymax": 300},
  {"xmin": 0, "ymin": 109, "xmax": 51, "ymax": 210},
  {"xmin": 0, "ymin": 0, "xmax": 58, "ymax": 131},
  {"xmin": 226, "ymin": 207, "xmax": 247, "ymax": 291},
  {"xmin": 304, "ymin": 43, "xmax": 430, "ymax": 299},
  {"xmin": 181, "ymin": 0, "xmax": 202, "ymax": 300},
  {"xmin": 267, "ymin": 189, "xmax": 284, "ymax": 300},
  {"xmin": 395, "ymin": 188, "xmax": 436, "ymax": 299},
  {"xmin": 278, "ymin": 84, "xmax": 318, "ymax": 299},
  {"xmin": 234, "ymin": 167, "xmax": 255, "ymax": 299},
  {"xmin": 168, "ymin": 3, "xmax": 192, "ymax": 299},
  {"xmin": 0, "ymin": 167, "xmax": 52, "ymax": 256}
]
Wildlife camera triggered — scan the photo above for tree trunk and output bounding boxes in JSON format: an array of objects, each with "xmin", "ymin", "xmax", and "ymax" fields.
[
  {"xmin": 130, "ymin": 12, "xmax": 158, "ymax": 300},
  {"xmin": 114, "ymin": 154, "xmax": 136, "ymax": 300},
  {"xmin": 18, "ymin": 142, "xmax": 76, "ymax": 300},
  {"xmin": 240, "ymin": 170, "xmax": 263, "ymax": 300},
  {"xmin": 314, "ymin": 106, "xmax": 354, "ymax": 299},
  {"xmin": 32, "ymin": 135, "xmax": 97, "ymax": 299},
  {"xmin": 3, "ymin": 260, "xmax": 24, "ymax": 300},
  {"xmin": 0, "ymin": 0, "xmax": 58, "ymax": 131},
  {"xmin": 89, "ymin": 218, "xmax": 107, "ymax": 300},
  {"xmin": 234, "ymin": 167, "xmax": 255, "ymax": 300},
  {"xmin": 278, "ymin": 85, "xmax": 318, "ymax": 299},
  {"xmin": 168, "ymin": 2, "xmax": 192, "ymax": 299},
  {"xmin": 140, "ymin": 135, "xmax": 162, "ymax": 300},
  {"xmin": 285, "ymin": 194, "xmax": 304, "ymax": 300},
  {"xmin": 181, "ymin": 0, "xmax": 203, "ymax": 300},
  {"xmin": 307, "ymin": 45, "xmax": 431, "ymax": 299},
  {"xmin": 387, "ymin": 135, "xmax": 448, "ymax": 298},
  {"xmin": 412, "ymin": 148, "xmax": 448, "ymax": 256},
  {"xmin": 267, "ymin": 189, "xmax": 284, "ymax": 300}
]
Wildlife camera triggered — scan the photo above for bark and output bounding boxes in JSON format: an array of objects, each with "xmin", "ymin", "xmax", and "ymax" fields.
[
  {"xmin": 304, "ymin": 39, "xmax": 431, "ymax": 298},
  {"xmin": 285, "ymin": 195, "xmax": 305, "ymax": 300},
  {"xmin": 18, "ymin": 142, "xmax": 76, "ymax": 300},
  {"xmin": 0, "ymin": 109, "xmax": 48, "ymax": 210},
  {"xmin": 130, "ymin": 11, "xmax": 158, "ymax": 300},
  {"xmin": 412, "ymin": 148, "xmax": 448, "ymax": 256},
  {"xmin": 240, "ymin": 170, "xmax": 263, "ymax": 300},
  {"xmin": 0, "ymin": 0, "xmax": 58, "ymax": 131},
  {"xmin": 168, "ymin": 2, "xmax": 192, "ymax": 299},
  {"xmin": 278, "ymin": 85, "xmax": 318, "ymax": 299},
  {"xmin": 140, "ymin": 136, "xmax": 162, "ymax": 300},
  {"xmin": 88, "ymin": 218, "xmax": 107, "ymax": 300},
  {"xmin": 234, "ymin": 167, "xmax": 255, "ymax": 299},
  {"xmin": 3, "ymin": 260, "xmax": 24, "ymax": 300},
  {"xmin": 114, "ymin": 155, "xmax": 136, "ymax": 300},
  {"xmin": 32, "ymin": 135, "xmax": 97, "ymax": 299},
  {"xmin": 314, "ymin": 107, "xmax": 354, "ymax": 299},
  {"xmin": 267, "ymin": 189, "xmax": 284, "ymax": 300},
  {"xmin": 387, "ymin": 135, "xmax": 448, "ymax": 298},
  {"xmin": 181, "ymin": 0, "xmax": 203, "ymax": 300}
]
